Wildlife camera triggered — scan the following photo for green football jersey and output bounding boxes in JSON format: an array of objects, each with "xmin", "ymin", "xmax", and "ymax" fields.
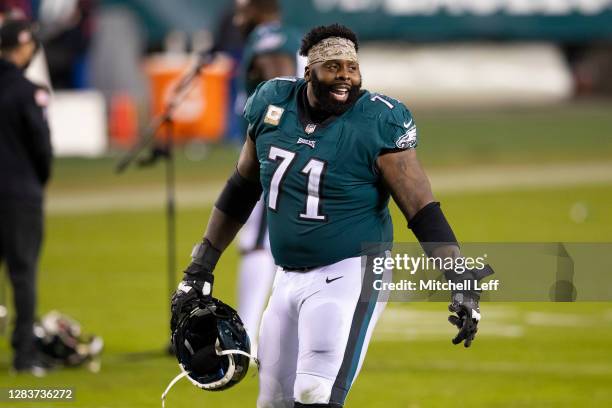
[
  {"xmin": 244, "ymin": 78, "xmax": 418, "ymax": 269},
  {"xmin": 242, "ymin": 22, "xmax": 303, "ymax": 96}
]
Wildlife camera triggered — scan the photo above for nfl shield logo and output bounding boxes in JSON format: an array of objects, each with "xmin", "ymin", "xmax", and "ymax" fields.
[{"xmin": 304, "ymin": 123, "xmax": 316, "ymax": 134}]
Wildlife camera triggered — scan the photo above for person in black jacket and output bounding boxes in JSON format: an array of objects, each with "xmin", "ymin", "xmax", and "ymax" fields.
[{"xmin": 0, "ymin": 18, "xmax": 52, "ymax": 376}]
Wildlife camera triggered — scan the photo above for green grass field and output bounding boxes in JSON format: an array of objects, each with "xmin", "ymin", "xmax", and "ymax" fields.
[{"xmin": 1, "ymin": 102, "xmax": 611, "ymax": 407}]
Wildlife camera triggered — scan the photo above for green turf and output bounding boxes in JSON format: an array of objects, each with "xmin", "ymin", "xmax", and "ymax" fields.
[
  {"xmin": 1, "ymin": 103, "xmax": 612, "ymax": 407},
  {"xmin": 414, "ymin": 101, "xmax": 612, "ymax": 167}
]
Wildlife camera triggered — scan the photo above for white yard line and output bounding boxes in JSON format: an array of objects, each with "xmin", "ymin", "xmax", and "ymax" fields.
[
  {"xmin": 373, "ymin": 306, "xmax": 609, "ymax": 342},
  {"xmin": 428, "ymin": 161, "xmax": 612, "ymax": 193},
  {"xmin": 374, "ymin": 306, "xmax": 525, "ymax": 341},
  {"xmin": 524, "ymin": 312, "xmax": 602, "ymax": 327},
  {"xmin": 46, "ymin": 161, "xmax": 612, "ymax": 215},
  {"xmin": 47, "ymin": 183, "xmax": 224, "ymax": 215}
]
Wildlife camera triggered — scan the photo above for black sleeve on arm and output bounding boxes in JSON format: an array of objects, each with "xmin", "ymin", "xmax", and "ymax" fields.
[
  {"xmin": 408, "ymin": 202, "xmax": 458, "ymax": 256},
  {"xmin": 215, "ymin": 168, "xmax": 263, "ymax": 224}
]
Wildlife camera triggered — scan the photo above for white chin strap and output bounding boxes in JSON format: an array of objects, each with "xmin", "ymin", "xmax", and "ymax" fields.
[
  {"xmin": 217, "ymin": 348, "xmax": 259, "ymax": 363},
  {"xmin": 161, "ymin": 371, "xmax": 190, "ymax": 408},
  {"xmin": 161, "ymin": 349, "xmax": 259, "ymax": 408}
]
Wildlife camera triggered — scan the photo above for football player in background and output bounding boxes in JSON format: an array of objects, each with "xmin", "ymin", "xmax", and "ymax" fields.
[
  {"xmin": 172, "ymin": 24, "xmax": 488, "ymax": 407},
  {"xmin": 232, "ymin": 0, "xmax": 305, "ymax": 353}
]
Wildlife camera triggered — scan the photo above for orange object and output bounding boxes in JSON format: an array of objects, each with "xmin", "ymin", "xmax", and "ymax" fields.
[
  {"xmin": 144, "ymin": 55, "xmax": 231, "ymax": 142},
  {"xmin": 109, "ymin": 92, "xmax": 138, "ymax": 148}
]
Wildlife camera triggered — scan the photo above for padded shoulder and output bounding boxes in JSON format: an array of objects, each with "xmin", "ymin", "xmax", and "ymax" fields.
[
  {"xmin": 243, "ymin": 77, "xmax": 301, "ymax": 122},
  {"xmin": 360, "ymin": 91, "xmax": 418, "ymax": 152},
  {"xmin": 243, "ymin": 77, "xmax": 302, "ymax": 140},
  {"xmin": 257, "ymin": 76, "xmax": 301, "ymax": 103}
]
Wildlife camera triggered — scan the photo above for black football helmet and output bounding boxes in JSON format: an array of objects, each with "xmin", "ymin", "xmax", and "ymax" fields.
[
  {"xmin": 33, "ymin": 311, "xmax": 104, "ymax": 372},
  {"xmin": 163, "ymin": 297, "xmax": 256, "ymax": 405}
]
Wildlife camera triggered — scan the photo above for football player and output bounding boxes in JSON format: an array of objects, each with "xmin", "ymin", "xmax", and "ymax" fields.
[
  {"xmin": 172, "ymin": 24, "xmax": 488, "ymax": 407},
  {"xmin": 232, "ymin": 0, "xmax": 305, "ymax": 353}
]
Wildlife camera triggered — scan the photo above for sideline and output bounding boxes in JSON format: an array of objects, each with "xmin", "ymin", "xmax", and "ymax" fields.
[{"xmin": 47, "ymin": 161, "xmax": 612, "ymax": 215}]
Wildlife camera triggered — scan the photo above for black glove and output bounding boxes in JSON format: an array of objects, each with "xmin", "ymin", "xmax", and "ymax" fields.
[
  {"xmin": 170, "ymin": 239, "xmax": 221, "ymax": 332},
  {"xmin": 445, "ymin": 264, "xmax": 494, "ymax": 348}
]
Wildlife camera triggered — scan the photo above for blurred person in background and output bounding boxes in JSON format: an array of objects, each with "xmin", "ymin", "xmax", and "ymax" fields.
[
  {"xmin": 37, "ymin": 0, "xmax": 96, "ymax": 89},
  {"xmin": 0, "ymin": 17, "xmax": 52, "ymax": 376},
  {"xmin": 210, "ymin": 4, "xmax": 246, "ymax": 144},
  {"xmin": 1, "ymin": 1, "xmax": 53, "ymax": 91},
  {"xmin": 232, "ymin": 0, "xmax": 305, "ymax": 354}
]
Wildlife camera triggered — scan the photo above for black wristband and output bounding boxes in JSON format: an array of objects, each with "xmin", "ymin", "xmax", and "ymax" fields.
[
  {"xmin": 408, "ymin": 202, "xmax": 458, "ymax": 256},
  {"xmin": 184, "ymin": 239, "xmax": 221, "ymax": 280},
  {"xmin": 215, "ymin": 169, "xmax": 263, "ymax": 224}
]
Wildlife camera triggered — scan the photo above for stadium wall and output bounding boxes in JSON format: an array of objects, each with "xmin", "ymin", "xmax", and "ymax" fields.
[{"xmin": 359, "ymin": 43, "xmax": 574, "ymax": 108}]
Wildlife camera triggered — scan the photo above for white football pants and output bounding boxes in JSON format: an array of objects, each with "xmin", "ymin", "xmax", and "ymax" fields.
[{"xmin": 257, "ymin": 254, "xmax": 391, "ymax": 407}]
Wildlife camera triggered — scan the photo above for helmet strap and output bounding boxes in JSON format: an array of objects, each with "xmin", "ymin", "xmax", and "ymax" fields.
[
  {"xmin": 160, "ymin": 349, "xmax": 258, "ymax": 408},
  {"xmin": 216, "ymin": 348, "xmax": 260, "ymax": 369},
  {"xmin": 161, "ymin": 370, "xmax": 190, "ymax": 408}
]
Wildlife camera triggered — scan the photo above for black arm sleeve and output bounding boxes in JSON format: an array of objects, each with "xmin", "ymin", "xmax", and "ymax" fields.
[
  {"xmin": 215, "ymin": 169, "xmax": 263, "ymax": 224},
  {"xmin": 408, "ymin": 202, "xmax": 458, "ymax": 256}
]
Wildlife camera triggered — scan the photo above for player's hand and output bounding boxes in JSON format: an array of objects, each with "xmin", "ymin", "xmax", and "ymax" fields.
[
  {"xmin": 170, "ymin": 240, "xmax": 221, "ymax": 332},
  {"xmin": 445, "ymin": 264, "xmax": 494, "ymax": 348},
  {"xmin": 448, "ymin": 292, "xmax": 480, "ymax": 347},
  {"xmin": 170, "ymin": 273, "xmax": 214, "ymax": 333}
]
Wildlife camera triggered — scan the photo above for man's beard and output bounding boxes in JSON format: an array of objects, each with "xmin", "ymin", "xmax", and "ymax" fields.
[{"xmin": 310, "ymin": 71, "xmax": 362, "ymax": 116}]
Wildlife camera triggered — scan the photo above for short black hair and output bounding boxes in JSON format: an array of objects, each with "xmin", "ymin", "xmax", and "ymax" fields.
[{"xmin": 299, "ymin": 23, "xmax": 359, "ymax": 57}]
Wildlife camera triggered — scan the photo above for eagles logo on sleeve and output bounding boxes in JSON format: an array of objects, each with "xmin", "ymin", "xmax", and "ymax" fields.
[
  {"xmin": 395, "ymin": 119, "xmax": 418, "ymax": 149},
  {"xmin": 368, "ymin": 93, "xmax": 418, "ymax": 152}
]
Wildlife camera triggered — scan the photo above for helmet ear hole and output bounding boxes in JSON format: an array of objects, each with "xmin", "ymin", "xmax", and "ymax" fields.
[{"xmin": 191, "ymin": 344, "xmax": 223, "ymax": 376}]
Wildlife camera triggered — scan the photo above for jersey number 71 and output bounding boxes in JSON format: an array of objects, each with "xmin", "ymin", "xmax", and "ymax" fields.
[{"xmin": 267, "ymin": 146, "xmax": 327, "ymax": 221}]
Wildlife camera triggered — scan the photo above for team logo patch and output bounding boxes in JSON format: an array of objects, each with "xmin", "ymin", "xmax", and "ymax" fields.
[
  {"xmin": 264, "ymin": 105, "xmax": 284, "ymax": 126},
  {"xmin": 304, "ymin": 123, "xmax": 317, "ymax": 134},
  {"xmin": 395, "ymin": 122, "xmax": 417, "ymax": 149},
  {"xmin": 297, "ymin": 137, "xmax": 316, "ymax": 149}
]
